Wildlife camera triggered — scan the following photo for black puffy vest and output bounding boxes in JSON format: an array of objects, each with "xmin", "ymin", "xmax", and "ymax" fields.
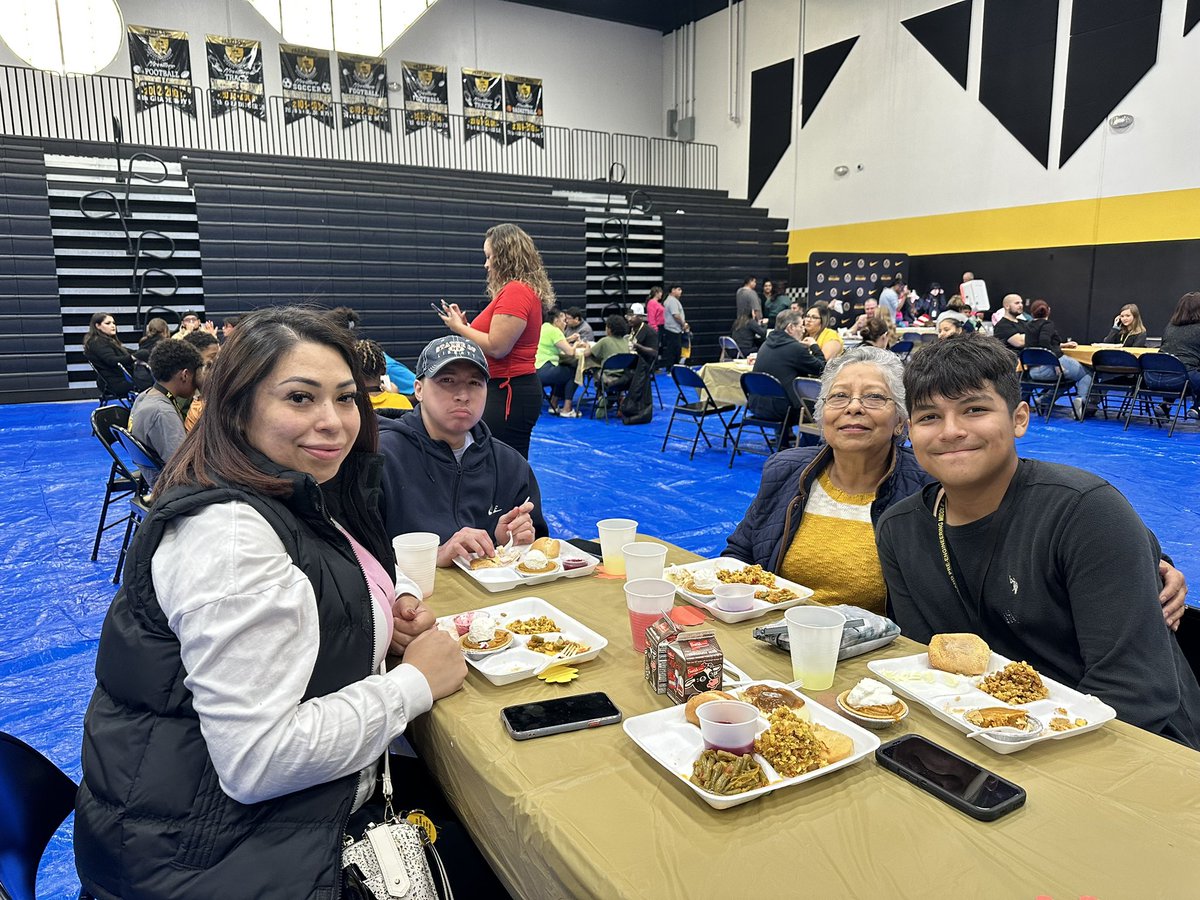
[{"xmin": 75, "ymin": 454, "xmax": 390, "ymax": 900}]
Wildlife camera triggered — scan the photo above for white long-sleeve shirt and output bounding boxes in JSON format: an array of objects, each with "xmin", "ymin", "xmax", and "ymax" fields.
[{"xmin": 151, "ymin": 500, "xmax": 432, "ymax": 806}]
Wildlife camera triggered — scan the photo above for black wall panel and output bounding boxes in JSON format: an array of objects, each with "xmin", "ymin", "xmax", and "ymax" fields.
[
  {"xmin": 1060, "ymin": 0, "xmax": 1161, "ymax": 164},
  {"xmin": 902, "ymin": 0, "xmax": 972, "ymax": 89},
  {"xmin": 801, "ymin": 37, "xmax": 858, "ymax": 127},
  {"xmin": 980, "ymin": 0, "xmax": 1058, "ymax": 167},
  {"xmin": 748, "ymin": 58, "xmax": 793, "ymax": 203}
]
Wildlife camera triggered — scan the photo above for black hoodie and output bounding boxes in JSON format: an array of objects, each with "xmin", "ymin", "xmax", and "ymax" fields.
[
  {"xmin": 378, "ymin": 407, "xmax": 548, "ymax": 544},
  {"xmin": 750, "ymin": 329, "xmax": 825, "ymax": 419}
]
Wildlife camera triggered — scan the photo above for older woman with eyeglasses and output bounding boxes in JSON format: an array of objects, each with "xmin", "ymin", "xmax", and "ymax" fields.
[{"xmin": 724, "ymin": 345, "xmax": 931, "ymax": 614}]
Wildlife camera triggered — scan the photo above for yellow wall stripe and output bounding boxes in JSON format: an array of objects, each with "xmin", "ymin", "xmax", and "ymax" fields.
[{"xmin": 788, "ymin": 187, "xmax": 1200, "ymax": 263}]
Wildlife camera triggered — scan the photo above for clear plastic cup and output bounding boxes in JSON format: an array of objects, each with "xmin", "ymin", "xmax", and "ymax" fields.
[
  {"xmin": 712, "ymin": 583, "xmax": 756, "ymax": 612},
  {"xmin": 784, "ymin": 606, "xmax": 845, "ymax": 690},
  {"xmin": 621, "ymin": 542, "xmax": 667, "ymax": 581},
  {"xmin": 623, "ymin": 577, "xmax": 675, "ymax": 653},
  {"xmin": 696, "ymin": 700, "xmax": 760, "ymax": 756},
  {"xmin": 392, "ymin": 532, "xmax": 439, "ymax": 598},
  {"xmin": 597, "ymin": 518, "xmax": 638, "ymax": 575}
]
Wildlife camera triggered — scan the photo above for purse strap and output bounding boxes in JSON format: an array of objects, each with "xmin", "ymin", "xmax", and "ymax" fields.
[{"xmin": 377, "ymin": 661, "xmax": 456, "ymax": 900}]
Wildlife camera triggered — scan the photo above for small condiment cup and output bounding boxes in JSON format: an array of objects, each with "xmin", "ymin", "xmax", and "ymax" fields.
[
  {"xmin": 696, "ymin": 700, "xmax": 760, "ymax": 755},
  {"xmin": 712, "ymin": 583, "xmax": 756, "ymax": 612}
]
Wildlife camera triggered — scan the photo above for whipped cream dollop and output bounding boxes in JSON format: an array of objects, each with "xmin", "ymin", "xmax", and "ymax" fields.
[
  {"xmin": 466, "ymin": 613, "xmax": 498, "ymax": 644},
  {"xmin": 521, "ymin": 549, "xmax": 549, "ymax": 569},
  {"xmin": 847, "ymin": 678, "xmax": 899, "ymax": 708},
  {"xmin": 691, "ymin": 569, "xmax": 720, "ymax": 591}
]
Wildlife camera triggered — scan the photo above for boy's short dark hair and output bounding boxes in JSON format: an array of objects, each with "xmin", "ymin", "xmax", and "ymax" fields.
[
  {"xmin": 903, "ymin": 333, "xmax": 1022, "ymax": 414},
  {"xmin": 183, "ymin": 330, "xmax": 218, "ymax": 351},
  {"xmin": 604, "ymin": 314, "xmax": 628, "ymax": 337},
  {"xmin": 566, "ymin": 307, "xmax": 586, "ymax": 321},
  {"xmin": 148, "ymin": 338, "xmax": 203, "ymax": 383}
]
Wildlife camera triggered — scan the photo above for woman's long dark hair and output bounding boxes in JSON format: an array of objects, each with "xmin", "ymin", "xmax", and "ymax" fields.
[
  {"xmin": 1169, "ymin": 292, "xmax": 1200, "ymax": 327},
  {"xmin": 83, "ymin": 312, "xmax": 122, "ymax": 352},
  {"xmin": 156, "ymin": 306, "xmax": 377, "ymax": 497}
]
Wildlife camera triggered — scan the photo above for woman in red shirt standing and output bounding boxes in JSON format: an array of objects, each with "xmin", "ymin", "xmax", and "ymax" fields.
[{"xmin": 438, "ymin": 223, "xmax": 554, "ymax": 458}]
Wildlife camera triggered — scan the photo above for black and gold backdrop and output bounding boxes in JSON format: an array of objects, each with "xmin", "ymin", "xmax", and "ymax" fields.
[
  {"xmin": 807, "ymin": 253, "xmax": 908, "ymax": 322},
  {"xmin": 280, "ymin": 44, "xmax": 333, "ymax": 127},
  {"xmin": 206, "ymin": 35, "xmax": 265, "ymax": 119},
  {"xmin": 128, "ymin": 25, "xmax": 195, "ymax": 116},
  {"xmin": 504, "ymin": 75, "xmax": 544, "ymax": 147}
]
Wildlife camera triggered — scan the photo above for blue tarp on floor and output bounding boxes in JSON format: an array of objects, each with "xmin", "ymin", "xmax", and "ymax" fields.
[{"xmin": 2, "ymin": 385, "xmax": 1196, "ymax": 897}]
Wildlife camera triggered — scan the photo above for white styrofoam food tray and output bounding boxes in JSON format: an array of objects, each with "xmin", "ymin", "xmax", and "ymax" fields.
[
  {"xmin": 453, "ymin": 543, "xmax": 599, "ymax": 592},
  {"xmin": 441, "ymin": 596, "xmax": 607, "ymax": 686},
  {"xmin": 867, "ymin": 651, "xmax": 1116, "ymax": 754},
  {"xmin": 623, "ymin": 679, "xmax": 879, "ymax": 809},
  {"xmin": 664, "ymin": 558, "xmax": 813, "ymax": 623}
]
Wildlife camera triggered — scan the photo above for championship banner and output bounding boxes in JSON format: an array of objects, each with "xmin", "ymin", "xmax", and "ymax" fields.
[
  {"xmin": 461, "ymin": 68, "xmax": 503, "ymax": 144},
  {"xmin": 280, "ymin": 44, "xmax": 333, "ymax": 127},
  {"xmin": 206, "ymin": 35, "xmax": 264, "ymax": 119},
  {"xmin": 401, "ymin": 61, "xmax": 448, "ymax": 135},
  {"xmin": 128, "ymin": 25, "xmax": 195, "ymax": 116},
  {"xmin": 340, "ymin": 53, "xmax": 389, "ymax": 131},
  {"xmin": 504, "ymin": 74, "xmax": 543, "ymax": 147}
]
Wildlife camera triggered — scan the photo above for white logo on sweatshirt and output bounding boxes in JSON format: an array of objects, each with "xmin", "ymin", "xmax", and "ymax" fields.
[{"xmin": 1009, "ymin": 575, "xmax": 1019, "ymax": 595}]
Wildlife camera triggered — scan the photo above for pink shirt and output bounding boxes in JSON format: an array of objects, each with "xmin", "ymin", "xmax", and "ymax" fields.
[{"xmin": 647, "ymin": 297, "xmax": 666, "ymax": 330}]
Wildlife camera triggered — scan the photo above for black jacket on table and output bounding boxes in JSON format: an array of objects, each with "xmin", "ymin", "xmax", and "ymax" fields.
[
  {"xmin": 75, "ymin": 452, "xmax": 390, "ymax": 899},
  {"xmin": 749, "ymin": 330, "xmax": 826, "ymax": 420},
  {"xmin": 724, "ymin": 443, "xmax": 932, "ymax": 573},
  {"xmin": 378, "ymin": 408, "xmax": 548, "ymax": 543},
  {"xmin": 1099, "ymin": 328, "xmax": 1148, "ymax": 348},
  {"xmin": 877, "ymin": 458, "xmax": 1200, "ymax": 749}
]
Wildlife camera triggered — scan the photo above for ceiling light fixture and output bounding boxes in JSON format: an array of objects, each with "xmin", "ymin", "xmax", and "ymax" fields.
[
  {"xmin": 249, "ymin": 0, "xmax": 437, "ymax": 55},
  {"xmin": 0, "ymin": 0, "xmax": 123, "ymax": 76}
]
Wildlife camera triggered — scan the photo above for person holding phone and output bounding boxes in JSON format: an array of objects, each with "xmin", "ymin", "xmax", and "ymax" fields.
[
  {"xmin": 1100, "ymin": 303, "xmax": 1148, "ymax": 347},
  {"xmin": 435, "ymin": 222, "xmax": 555, "ymax": 458},
  {"xmin": 73, "ymin": 307, "xmax": 498, "ymax": 898}
]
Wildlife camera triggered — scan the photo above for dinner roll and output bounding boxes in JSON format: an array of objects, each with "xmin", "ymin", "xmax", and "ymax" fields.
[
  {"xmin": 684, "ymin": 690, "xmax": 734, "ymax": 726},
  {"xmin": 530, "ymin": 537, "xmax": 561, "ymax": 558},
  {"xmin": 928, "ymin": 633, "xmax": 991, "ymax": 676}
]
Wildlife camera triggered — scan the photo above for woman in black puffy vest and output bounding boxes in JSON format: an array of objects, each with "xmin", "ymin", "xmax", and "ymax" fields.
[{"xmin": 74, "ymin": 306, "xmax": 483, "ymax": 899}]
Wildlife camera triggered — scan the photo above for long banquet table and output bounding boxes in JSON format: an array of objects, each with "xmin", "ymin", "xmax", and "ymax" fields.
[
  {"xmin": 410, "ymin": 542, "xmax": 1200, "ymax": 899},
  {"xmin": 1062, "ymin": 343, "xmax": 1158, "ymax": 366}
]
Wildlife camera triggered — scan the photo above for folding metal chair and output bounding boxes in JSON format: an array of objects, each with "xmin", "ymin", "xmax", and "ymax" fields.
[
  {"xmin": 90, "ymin": 405, "xmax": 138, "ymax": 561},
  {"xmin": 1085, "ymin": 349, "xmax": 1140, "ymax": 421},
  {"xmin": 890, "ymin": 340, "xmax": 914, "ymax": 361},
  {"xmin": 718, "ymin": 336, "xmax": 742, "ymax": 361},
  {"xmin": 1125, "ymin": 353, "xmax": 1192, "ymax": 437},
  {"xmin": 728, "ymin": 372, "xmax": 792, "ymax": 466},
  {"xmin": 661, "ymin": 365, "xmax": 736, "ymax": 460},
  {"xmin": 0, "ymin": 732, "xmax": 79, "ymax": 900},
  {"xmin": 110, "ymin": 426, "xmax": 163, "ymax": 584},
  {"xmin": 790, "ymin": 376, "xmax": 824, "ymax": 442},
  {"xmin": 585, "ymin": 352, "xmax": 636, "ymax": 422},
  {"xmin": 1019, "ymin": 348, "xmax": 1079, "ymax": 422}
]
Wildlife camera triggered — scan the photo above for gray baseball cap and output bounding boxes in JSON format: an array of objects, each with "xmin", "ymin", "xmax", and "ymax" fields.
[{"xmin": 415, "ymin": 335, "xmax": 490, "ymax": 379}]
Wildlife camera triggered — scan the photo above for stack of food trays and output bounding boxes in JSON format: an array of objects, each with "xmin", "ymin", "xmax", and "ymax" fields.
[
  {"xmin": 623, "ymin": 680, "xmax": 879, "ymax": 809},
  {"xmin": 664, "ymin": 558, "xmax": 813, "ymax": 624},
  {"xmin": 454, "ymin": 538, "xmax": 599, "ymax": 592},
  {"xmin": 441, "ymin": 596, "xmax": 608, "ymax": 686},
  {"xmin": 867, "ymin": 652, "xmax": 1116, "ymax": 754}
]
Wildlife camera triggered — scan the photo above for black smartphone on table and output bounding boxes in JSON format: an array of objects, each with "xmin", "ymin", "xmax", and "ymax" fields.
[
  {"xmin": 567, "ymin": 538, "xmax": 603, "ymax": 557},
  {"xmin": 875, "ymin": 734, "xmax": 1026, "ymax": 821},
  {"xmin": 500, "ymin": 692, "xmax": 622, "ymax": 741}
]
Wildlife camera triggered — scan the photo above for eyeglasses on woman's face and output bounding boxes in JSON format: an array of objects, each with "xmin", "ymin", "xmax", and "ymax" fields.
[
  {"xmin": 823, "ymin": 392, "xmax": 894, "ymax": 410},
  {"xmin": 802, "ymin": 313, "xmax": 822, "ymax": 321}
]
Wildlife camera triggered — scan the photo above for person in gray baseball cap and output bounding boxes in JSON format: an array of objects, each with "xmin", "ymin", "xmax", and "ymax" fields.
[{"xmin": 379, "ymin": 336, "xmax": 548, "ymax": 566}]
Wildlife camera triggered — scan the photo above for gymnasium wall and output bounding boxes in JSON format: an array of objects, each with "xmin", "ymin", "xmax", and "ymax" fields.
[{"xmin": 674, "ymin": 0, "xmax": 1200, "ymax": 337}]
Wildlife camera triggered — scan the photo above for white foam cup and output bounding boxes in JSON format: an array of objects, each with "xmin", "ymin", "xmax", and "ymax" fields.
[
  {"xmin": 712, "ymin": 583, "xmax": 756, "ymax": 612},
  {"xmin": 392, "ymin": 531, "xmax": 439, "ymax": 598}
]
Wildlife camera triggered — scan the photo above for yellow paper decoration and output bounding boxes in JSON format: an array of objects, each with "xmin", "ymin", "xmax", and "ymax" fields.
[{"xmin": 537, "ymin": 664, "xmax": 579, "ymax": 683}]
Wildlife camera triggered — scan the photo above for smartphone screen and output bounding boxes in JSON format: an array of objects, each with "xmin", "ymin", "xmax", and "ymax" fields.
[
  {"xmin": 501, "ymin": 692, "xmax": 621, "ymax": 740},
  {"xmin": 876, "ymin": 735, "xmax": 1024, "ymax": 819}
]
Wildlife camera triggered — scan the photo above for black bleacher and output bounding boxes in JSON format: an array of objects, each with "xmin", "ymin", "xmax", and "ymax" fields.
[{"xmin": 0, "ymin": 139, "xmax": 67, "ymax": 400}]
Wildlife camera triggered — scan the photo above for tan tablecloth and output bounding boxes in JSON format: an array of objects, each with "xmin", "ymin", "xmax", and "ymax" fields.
[
  {"xmin": 411, "ymin": 545, "xmax": 1200, "ymax": 899},
  {"xmin": 1063, "ymin": 344, "xmax": 1158, "ymax": 366},
  {"xmin": 698, "ymin": 360, "xmax": 752, "ymax": 406}
]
